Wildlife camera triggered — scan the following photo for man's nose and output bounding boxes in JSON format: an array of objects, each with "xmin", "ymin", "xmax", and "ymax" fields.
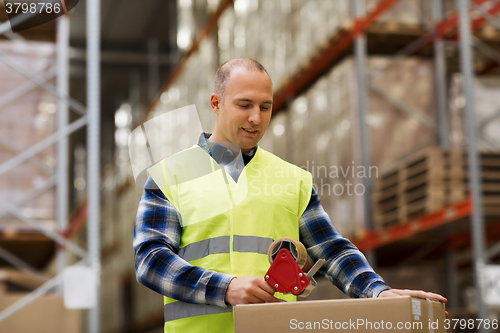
[{"xmin": 248, "ymin": 107, "xmax": 261, "ymax": 125}]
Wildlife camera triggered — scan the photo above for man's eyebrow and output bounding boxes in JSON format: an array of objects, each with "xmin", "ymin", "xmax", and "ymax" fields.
[{"xmin": 234, "ymin": 98, "xmax": 273, "ymax": 104}]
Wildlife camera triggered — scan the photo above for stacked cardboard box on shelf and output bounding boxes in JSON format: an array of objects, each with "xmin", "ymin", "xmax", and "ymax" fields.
[
  {"xmin": 0, "ymin": 268, "xmax": 44, "ymax": 292},
  {"xmin": 372, "ymin": 146, "xmax": 500, "ymax": 229},
  {"xmin": 0, "ymin": 294, "xmax": 81, "ymax": 333},
  {"xmin": 0, "ymin": 269, "xmax": 81, "ymax": 333}
]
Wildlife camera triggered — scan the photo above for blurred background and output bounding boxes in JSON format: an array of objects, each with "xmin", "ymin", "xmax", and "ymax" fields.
[{"xmin": 1, "ymin": 0, "xmax": 500, "ymax": 332}]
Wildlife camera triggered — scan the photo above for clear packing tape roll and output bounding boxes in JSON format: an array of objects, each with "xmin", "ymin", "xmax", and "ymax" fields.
[{"xmin": 268, "ymin": 237, "xmax": 308, "ymax": 269}]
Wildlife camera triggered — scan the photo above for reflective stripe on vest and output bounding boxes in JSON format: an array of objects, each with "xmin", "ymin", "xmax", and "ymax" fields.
[
  {"xmin": 178, "ymin": 235, "xmax": 274, "ymax": 261},
  {"xmin": 178, "ymin": 236, "xmax": 230, "ymax": 261},
  {"xmin": 164, "ymin": 297, "xmax": 289, "ymax": 323},
  {"xmin": 232, "ymin": 235, "xmax": 273, "ymax": 254},
  {"xmin": 164, "ymin": 302, "xmax": 232, "ymax": 322}
]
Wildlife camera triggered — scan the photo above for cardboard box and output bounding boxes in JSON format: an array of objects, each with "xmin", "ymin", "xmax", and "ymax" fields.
[
  {"xmin": 0, "ymin": 293, "xmax": 81, "ymax": 333},
  {"xmin": 234, "ymin": 296, "xmax": 446, "ymax": 333}
]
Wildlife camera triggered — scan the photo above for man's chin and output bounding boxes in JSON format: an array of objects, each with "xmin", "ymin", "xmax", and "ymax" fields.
[{"xmin": 238, "ymin": 142, "xmax": 257, "ymax": 154}]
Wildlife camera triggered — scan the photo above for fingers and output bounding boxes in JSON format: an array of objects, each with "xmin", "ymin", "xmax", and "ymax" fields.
[
  {"xmin": 251, "ymin": 289, "xmax": 280, "ymax": 303},
  {"xmin": 378, "ymin": 290, "xmax": 398, "ymax": 298},
  {"xmin": 259, "ymin": 280, "xmax": 277, "ymax": 296},
  {"xmin": 225, "ymin": 276, "xmax": 281, "ymax": 306},
  {"xmin": 401, "ymin": 289, "xmax": 447, "ymax": 303},
  {"xmin": 380, "ymin": 289, "xmax": 447, "ymax": 303},
  {"xmin": 424, "ymin": 292, "xmax": 447, "ymax": 303},
  {"xmin": 251, "ymin": 280, "xmax": 279, "ymax": 303}
]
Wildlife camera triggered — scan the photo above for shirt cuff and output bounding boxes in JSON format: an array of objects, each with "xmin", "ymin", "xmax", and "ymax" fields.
[
  {"xmin": 206, "ymin": 272, "xmax": 236, "ymax": 308},
  {"xmin": 366, "ymin": 281, "xmax": 392, "ymax": 298}
]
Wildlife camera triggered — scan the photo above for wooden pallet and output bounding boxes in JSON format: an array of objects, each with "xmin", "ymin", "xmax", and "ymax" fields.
[{"xmin": 372, "ymin": 147, "xmax": 500, "ymax": 229}]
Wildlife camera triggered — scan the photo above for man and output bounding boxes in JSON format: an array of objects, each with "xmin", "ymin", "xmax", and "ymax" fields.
[{"xmin": 134, "ymin": 58, "xmax": 446, "ymax": 332}]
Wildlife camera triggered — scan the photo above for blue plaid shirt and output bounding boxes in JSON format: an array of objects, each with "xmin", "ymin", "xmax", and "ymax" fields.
[{"xmin": 133, "ymin": 133, "xmax": 390, "ymax": 308}]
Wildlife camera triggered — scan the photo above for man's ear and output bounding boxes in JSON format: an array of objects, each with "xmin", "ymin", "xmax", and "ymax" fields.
[{"xmin": 210, "ymin": 93, "xmax": 221, "ymax": 114}]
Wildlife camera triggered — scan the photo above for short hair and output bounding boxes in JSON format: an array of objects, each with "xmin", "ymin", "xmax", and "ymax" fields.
[{"xmin": 214, "ymin": 58, "xmax": 272, "ymax": 103}]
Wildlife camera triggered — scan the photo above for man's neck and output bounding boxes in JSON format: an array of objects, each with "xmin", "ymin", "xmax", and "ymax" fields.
[{"xmin": 207, "ymin": 134, "xmax": 254, "ymax": 155}]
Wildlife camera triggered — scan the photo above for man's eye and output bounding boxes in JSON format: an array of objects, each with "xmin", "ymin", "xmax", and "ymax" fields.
[
  {"xmin": 239, "ymin": 105, "xmax": 250, "ymax": 108},
  {"xmin": 261, "ymin": 106, "xmax": 270, "ymax": 111}
]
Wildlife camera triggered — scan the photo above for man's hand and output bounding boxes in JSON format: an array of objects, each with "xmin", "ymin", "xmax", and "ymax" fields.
[
  {"xmin": 225, "ymin": 276, "xmax": 281, "ymax": 306},
  {"xmin": 378, "ymin": 289, "xmax": 447, "ymax": 303}
]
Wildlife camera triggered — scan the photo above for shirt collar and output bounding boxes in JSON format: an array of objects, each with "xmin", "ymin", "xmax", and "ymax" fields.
[{"xmin": 197, "ymin": 132, "xmax": 257, "ymax": 165}]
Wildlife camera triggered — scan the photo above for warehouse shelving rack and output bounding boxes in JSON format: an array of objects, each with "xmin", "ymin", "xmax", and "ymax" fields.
[{"xmin": 0, "ymin": 2, "xmax": 101, "ymax": 333}]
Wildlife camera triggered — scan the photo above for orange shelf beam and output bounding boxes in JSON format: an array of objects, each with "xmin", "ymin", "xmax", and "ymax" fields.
[
  {"xmin": 63, "ymin": 200, "xmax": 87, "ymax": 239},
  {"xmin": 272, "ymin": 0, "xmax": 401, "ymax": 113},
  {"xmin": 353, "ymin": 198, "xmax": 472, "ymax": 252},
  {"xmin": 450, "ymin": 218, "xmax": 500, "ymax": 250}
]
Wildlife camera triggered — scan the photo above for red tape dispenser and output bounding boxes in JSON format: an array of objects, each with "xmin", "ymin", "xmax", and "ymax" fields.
[{"xmin": 265, "ymin": 238, "xmax": 325, "ymax": 297}]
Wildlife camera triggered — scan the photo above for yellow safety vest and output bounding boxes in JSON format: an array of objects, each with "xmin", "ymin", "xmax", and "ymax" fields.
[{"xmin": 147, "ymin": 145, "xmax": 312, "ymax": 333}]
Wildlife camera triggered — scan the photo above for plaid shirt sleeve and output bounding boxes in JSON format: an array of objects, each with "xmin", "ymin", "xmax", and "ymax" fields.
[
  {"xmin": 299, "ymin": 188, "xmax": 391, "ymax": 298},
  {"xmin": 133, "ymin": 176, "xmax": 235, "ymax": 308}
]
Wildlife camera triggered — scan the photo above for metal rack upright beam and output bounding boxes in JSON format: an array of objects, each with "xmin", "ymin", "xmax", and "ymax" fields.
[
  {"xmin": 86, "ymin": 0, "xmax": 102, "ymax": 332},
  {"xmin": 432, "ymin": 0, "xmax": 450, "ymax": 148},
  {"xmin": 353, "ymin": 0, "xmax": 375, "ymax": 266},
  {"xmin": 432, "ymin": 0, "xmax": 458, "ymax": 311},
  {"xmin": 56, "ymin": 13, "xmax": 70, "ymax": 294},
  {"xmin": 456, "ymin": 0, "xmax": 488, "ymax": 329}
]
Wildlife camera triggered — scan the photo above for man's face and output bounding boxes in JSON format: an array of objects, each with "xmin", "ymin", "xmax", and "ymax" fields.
[{"xmin": 210, "ymin": 67, "xmax": 273, "ymax": 154}]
